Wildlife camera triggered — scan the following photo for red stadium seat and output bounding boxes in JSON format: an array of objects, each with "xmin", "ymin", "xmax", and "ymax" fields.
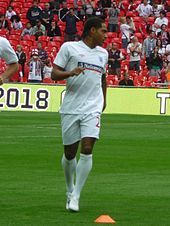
[
  {"xmin": 134, "ymin": 32, "xmax": 143, "ymax": 39},
  {"xmin": 23, "ymin": 35, "xmax": 36, "ymax": 42},
  {"xmin": 133, "ymin": 16, "xmax": 141, "ymax": 22},
  {"xmin": 143, "ymin": 81, "xmax": 151, "ymax": 87},
  {"xmin": 148, "ymin": 76, "xmax": 158, "ymax": 83},
  {"xmin": 107, "ymin": 32, "xmax": 117, "ymax": 39},
  {"xmin": 20, "ymin": 40, "xmax": 33, "ymax": 47},
  {"xmin": 134, "ymin": 78, "xmax": 142, "ymax": 86},
  {"xmin": 9, "ymin": 34, "xmax": 20, "ymax": 40},
  {"xmin": 8, "ymin": 39, "xmax": 19, "ymax": 47},
  {"xmin": 43, "ymin": 78, "xmax": 55, "ymax": 84},
  {"xmin": 0, "ymin": 2, "xmax": 8, "ymax": 8},
  {"xmin": 10, "ymin": 29, "xmax": 22, "ymax": 36},
  {"xmin": 147, "ymin": 17, "xmax": 155, "ymax": 24},
  {"xmin": 11, "ymin": 2, "xmax": 22, "ymax": 9},
  {"xmin": 126, "ymin": 11, "xmax": 135, "ymax": 17},
  {"xmin": 53, "ymin": 36, "xmax": 63, "ymax": 42},
  {"xmin": 38, "ymin": 36, "xmax": 50, "ymax": 42},
  {"xmin": 23, "ymin": 2, "xmax": 32, "ymax": 8},
  {"xmin": 57, "ymin": 80, "xmax": 66, "ymax": 85},
  {"xmin": 0, "ymin": 29, "xmax": 9, "ymax": 37}
]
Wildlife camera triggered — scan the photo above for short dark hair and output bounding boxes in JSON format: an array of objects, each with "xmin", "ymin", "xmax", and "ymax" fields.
[
  {"xmin": 160, "ymin": 10, "xmax": 166, "ymax": 16},
  {"xmin": 82, "ymin": 17, "xmax": 104, "ymax": 38}
]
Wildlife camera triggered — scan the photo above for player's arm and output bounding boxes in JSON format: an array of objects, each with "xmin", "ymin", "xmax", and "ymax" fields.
[
  {"xmin": 102, "ymin": 73, "xmax": 107, "ymax": 112},
  {"xmin": 0, "ymin": 38, "xmax": 19, "ymax": 85},
  {"xmin": 0, "ymin": 63, "xmax": 19, "ymax": 85},
  {"xmin": 51, "ymin": 42, "xmax": 84, "ymax": 80},
  {"xmin": 51, "ymin": 64, "xmax": 84, "ymax": 81}
]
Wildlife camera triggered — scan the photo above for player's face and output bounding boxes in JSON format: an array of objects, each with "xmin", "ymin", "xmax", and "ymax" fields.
[{"xmin": 93, "ymin": 23, "xmax": 107, "ymax": 46}]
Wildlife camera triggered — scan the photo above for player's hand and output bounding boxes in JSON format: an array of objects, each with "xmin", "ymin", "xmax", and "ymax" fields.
[{"xmin": 70, "ymin": 67, "xmax": 85, "ymax": 77}]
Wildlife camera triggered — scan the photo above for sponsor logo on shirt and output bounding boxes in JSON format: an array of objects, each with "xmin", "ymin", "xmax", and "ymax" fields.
[
  {"xmin": 78, "ymin": 62, "xmax": 103, "ymax": 73},
  {"xmin": 98, "ymin": 56, "xmax": 103, "ymax": 63}
]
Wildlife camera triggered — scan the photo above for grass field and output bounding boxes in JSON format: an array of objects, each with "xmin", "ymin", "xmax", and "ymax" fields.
[{"xmin": 0, "ymin": 111, "xmax": 170, "ymax": 226}]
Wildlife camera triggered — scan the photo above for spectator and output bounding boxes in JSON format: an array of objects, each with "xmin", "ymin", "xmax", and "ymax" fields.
[
  {"xmin": 157, "ymin": 24, "xmax": 170, "ymax": 47},
  {"xmin": 153, "ymin": 10, "xmax": 168, "ymax": 34},
  {"xmin": 136, "ymin": 0, "xmax": 152, "ymax": 18},
  {"xmin": 101, "ymin": 0, "xmax": 111, "ymax": 8},
  {"xmin": 27, "ymin": 48, "xmax": 43, "ymax": 83},
  {"xmin": 152, "ymin": 1, "xmax": 164, "ymax": 18},
  {"xmin": 84, "ymin": 0, "xmax": 95, "ymax": 19},
  {"xmin": 37, "ymin": 41, "xmax": 48, "ymax": 65},
  {"xmin": 119, "ymin": 71, "xmax": 134, "ymax": 86},
  {"xmin": 31, "ymin": 19, "xmax": 46, "ymax": 40},
  {"xmin": 10, "ymin": 15, "xmax": 23, "ymax": 30},
  {"xmin": 162, "ymin": 0, "xmax": 170, "ymax": 12},
  {"xmin": 5, "ymin": 6, "xmax": 16, "ymax": 20},
  {"xmin": 84, "ymin": 0, "xmax": 94, "ymax": 19},
  {"xmin": 43, "ymin": 58, "xmax": 53, "ymax": 79},
  {"xmin": 107, "ymin": 1, "xmax": 120, "ymax": 32},
  {"xmin": 93, "ymin": 1, "xmax": 106, "ymax": 19},
  {"xmin": 58, "ymin": 1, "xmax": 69, "ymax": 21},
  {"xmin": 41, "ymin": 2, "xmax": 54, "ymax": 33},
  {"xmin": 108, "ymin": 42, "xmax": 125, "ymax": 78},
  {"xmin": 117, "ymin": 0, "xmax": 125, "ymax": 12},
  {"xmin": 128, "ymin": 0, "xmax": 137, "ymax": 12},
  {"xmin": 160, "ymin": 60, "xmax": 168, "ymax": 83},
  {"xmin": 148, "ymin": 46, "xmax": 163, "ymax": 76},
  {"xmin": 78, "ymin": 5, "xmax": 86, "ymax": 21},
  {"xmin": 61, "ymin": 8, "xmax": 80, "ymax": 42},
  {"xmin": 126, "ymin": 16, "xmax": 136, "ymax": 35},
  {"xmin": 26, "ymin": 0, "xmax": 42, "ymax": 26},
  {"xmin": 156, "ymin": 38, "xmax": 165, "ymax": 56},
  {"xmin": 47, "ymin": 20, "xmax": 61, "ymax": 37},
  {"xmin": 0, "ymin": 13, "xmax": 10, "ymax": 30},
  {"xmin": 120, "ymin": 17, "xmax": 131, "ymax": 49},
  {"xmin": 142, "ymin": 30, "xmax": 157, "ymax": 69},
  {"xmin": 127, "ymin": 36, "xmax": 142, "ymax": 72},
  {"xmin": 165, "ymin": 43, "xmax": 170, "ymax": 62},
  {"xmin": 21, "ymin": 22, "xmax": 33, "ymax": 38},
  {"xmin": 15, "ymin": 45, "xmax": 26, "ymax": 77},
  {"xmin": 49, "ymin": 0, "xmax": 60, "ymax": 13}
]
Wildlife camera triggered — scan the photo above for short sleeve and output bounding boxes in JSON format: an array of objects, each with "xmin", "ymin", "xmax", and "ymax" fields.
[
  {"xmin": 0, "ymin": 38, "xmax": 18, "ymax": 64},
  {"xmin": 53, "ymin": 43, "xmax": 70, "ymax": 69}
]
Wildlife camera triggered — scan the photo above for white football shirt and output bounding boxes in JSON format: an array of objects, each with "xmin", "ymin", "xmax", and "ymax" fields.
[
  {"xmin": 54, "ymin": 41, "xmax": 108, "ymax": 114},
  {"xmin": 0, "ymin": 37, "xmax": 18, "ymax": 64},
  {"xmin": 136, "ymin": 3, "xmax": 152, "ymax": 17}
]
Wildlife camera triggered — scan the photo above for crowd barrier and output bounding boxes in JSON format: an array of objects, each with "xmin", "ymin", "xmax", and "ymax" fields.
[{"xmin": 0, "ymin": 83, "xmax": 170, "ymax": 115}]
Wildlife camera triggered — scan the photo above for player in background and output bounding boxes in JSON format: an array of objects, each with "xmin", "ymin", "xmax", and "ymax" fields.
[
  {"xmin": 0, "ymin": 37, "xmax": 19, "ymax": 85},
  {"xmin": 51, "ymin": 17, "xmax": 108, "ymax": 212}
]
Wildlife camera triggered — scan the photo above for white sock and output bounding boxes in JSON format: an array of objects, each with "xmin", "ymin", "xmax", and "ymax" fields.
[
  {"xmin": 61, "ymin": 154, "xmax": 77, "ymax": 193},
  {"xmin": 72, "ymin": 153, "xmax": 93, "ymax": 199}
]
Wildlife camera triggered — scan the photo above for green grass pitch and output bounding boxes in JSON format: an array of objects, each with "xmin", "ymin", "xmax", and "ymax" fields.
[{"xmin": 0, "ymin": 111, "xmax": 170, "ymax": 226}]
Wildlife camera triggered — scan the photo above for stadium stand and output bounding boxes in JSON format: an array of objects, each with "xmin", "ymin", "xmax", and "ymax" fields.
[{"xmin": 0, "ymin": 0, "xmax": 170, "ymax": 87}]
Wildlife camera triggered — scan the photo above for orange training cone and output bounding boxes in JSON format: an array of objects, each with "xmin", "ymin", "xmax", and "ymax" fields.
[
  {"xmin": 95, "ymin": 215, "xmax": 116, "ymax": 224},
  {"xmin": 167, "ymin": 72, "xmax": 170, "ymax": 89}
]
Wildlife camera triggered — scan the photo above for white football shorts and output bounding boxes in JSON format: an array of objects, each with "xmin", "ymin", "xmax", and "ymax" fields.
[{"xmin": 60, "ymin": 113, "xmax": 101, "ymax": 145}]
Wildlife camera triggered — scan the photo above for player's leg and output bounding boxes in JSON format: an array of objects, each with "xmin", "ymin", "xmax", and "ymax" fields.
[
  {"xmin": 69, "ymin": 113, "xmax": 100, "ymax": 211},
  {"xmin": 62, "ymin": 142, "xmax": 79, "ymax": 194},
  {"xmin": 71, "ymin": 137, "xmax": 95, "ymax": 196},
  {"xmin": 60, "ymin": 114, "xmax": 81, "ymax": 209},
  {"xmin": 62, "ymin": 142, "xmax": 79, "ymax": 210}
]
